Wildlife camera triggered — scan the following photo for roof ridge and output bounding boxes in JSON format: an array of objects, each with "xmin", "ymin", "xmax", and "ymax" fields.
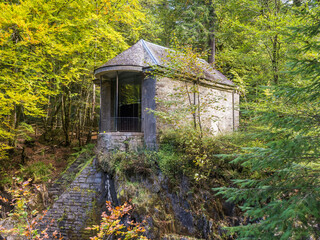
[{"xmin": 141, "ymin": 39, "xmax": 159, "ymax": 65}]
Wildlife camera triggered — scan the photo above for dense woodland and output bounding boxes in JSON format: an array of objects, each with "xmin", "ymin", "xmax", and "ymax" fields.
[{"xmin": 0, "ymin": 0, "xmax": 320, "ymax": 239}]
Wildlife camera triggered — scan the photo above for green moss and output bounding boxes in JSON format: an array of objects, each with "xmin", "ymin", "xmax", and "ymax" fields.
[
  {"xmin": 74, "ymin": 156, "xmax": 95, "ymax": 179},
  {"xmin": 157, "ymin": 144, "xmax": 184, "ymax": 182},
  {"xmin": 82, "ymin": 199, "xmax": 100, "ymax": 239},
  {"xmin": 99, "ymin": 149, "xmax": 157, "ymax": 180}
]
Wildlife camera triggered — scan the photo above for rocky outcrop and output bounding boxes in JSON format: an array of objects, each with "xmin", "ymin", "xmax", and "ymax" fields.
[
  {"xmin": 111, "ymin": 171, "xmax": 239, "ymax": 240},
  {"xmin": 31, "ymin": 138, "xmax": 241, "ymax": 240},
  {"xmin": 95, "ymin": 137, "xmax": 241, "ymax": 239}
]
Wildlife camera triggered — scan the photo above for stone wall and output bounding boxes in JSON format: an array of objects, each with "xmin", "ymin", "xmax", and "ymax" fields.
[
  {"xmin": 40, "ymin": 158, "xmax": 115, "ymax": 240},
  {"xmin": 155, "ymin": 77, "xmax": 239, "ymax": 134},
  {"xmin": 97, "ymin": 132, "xmax": 144, "ymax": 153},
  {"xmin": 197, "ymin": 84, "xmax": 240, "ymax": 133}
]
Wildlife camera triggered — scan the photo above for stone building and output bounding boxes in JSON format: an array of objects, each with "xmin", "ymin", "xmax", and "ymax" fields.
[{"xmin": 94, "ymin": 39, "xmax": 239, "ymax": 150}]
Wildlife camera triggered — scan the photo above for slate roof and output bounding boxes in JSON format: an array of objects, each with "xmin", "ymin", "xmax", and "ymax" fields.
[{"xmin": 96, "ymin": 39, "xmax": 234, "ymax": 86}]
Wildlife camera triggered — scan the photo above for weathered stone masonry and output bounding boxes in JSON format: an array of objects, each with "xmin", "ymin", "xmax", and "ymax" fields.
[
  {"xmin": 41, "ymin": 158, "xmax": 117, "ymax": 240},
  {"xmin": 155, "ymin": 77, "xmax": 240, "ymax": 134}
]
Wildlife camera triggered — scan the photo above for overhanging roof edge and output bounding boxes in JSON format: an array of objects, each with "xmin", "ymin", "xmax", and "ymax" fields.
[{"xmin": 94, "ymin": 65, "xmax": 143, "ymax": 77}]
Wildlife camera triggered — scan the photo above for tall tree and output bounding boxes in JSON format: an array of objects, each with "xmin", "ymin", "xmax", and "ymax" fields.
[
  {"xmin": 152, "ymin": 0, "xmax": 217, "ymax": 63},
  {"xmin": 216, "ymin": 3, "xmax": 320, "ymax": 239},
  {"xmin": 214, "ymin": 0, "xmax": 300, "ymax": 104},
  {"xmin": 0, "ymin": 0, "xmax": 148, "ymax": 152}
]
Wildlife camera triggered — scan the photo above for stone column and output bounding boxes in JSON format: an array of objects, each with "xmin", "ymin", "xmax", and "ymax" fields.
[
  {"xmin": 141, "ymin": 75, "xmax": 157, "ymax": 149},
  {"xmin": 100, "ymin": 81, "xmax": 111, "ymax": 132}
]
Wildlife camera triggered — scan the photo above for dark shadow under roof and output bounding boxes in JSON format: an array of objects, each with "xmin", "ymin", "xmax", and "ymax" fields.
[{"xmin": 94, "ymin": 39, "xmax": 234, "ymax": 86}]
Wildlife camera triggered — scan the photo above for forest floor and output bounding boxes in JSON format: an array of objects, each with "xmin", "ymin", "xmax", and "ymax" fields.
[{"xmin": 0, "ymin": 134, "xmax": 98, "ymax": 187}]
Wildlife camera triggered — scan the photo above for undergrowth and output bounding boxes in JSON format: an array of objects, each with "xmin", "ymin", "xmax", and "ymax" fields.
[
  {"xmin": 19, "ymin": 162, "xmax": 55, "ymax": 183},
  {"xmin": 99, "ymin": 127, "xmax": 261, "ymax": 187},
  {"xmin": 96, "ymin": 128, "xmax": 262, "ymax": 239}
]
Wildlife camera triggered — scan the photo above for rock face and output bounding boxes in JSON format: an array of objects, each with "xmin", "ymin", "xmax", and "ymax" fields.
[
  {"xmin": 95, "ymin": 136, "xmax": 241, "ymax": 239},
  {"xmin": 40, "ymin": 158, "xmax": 117, "ymax": 239},
  {"xmin": 113, "ymin": 172, "xmax": 238, "ymax": 240}
]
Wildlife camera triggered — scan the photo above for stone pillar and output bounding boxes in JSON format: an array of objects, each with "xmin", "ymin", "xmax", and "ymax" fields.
[
  {"xmin": 100, "ymin": 81, "xmax": 111, "ymax": 132},
  {"xmin": 141, "ymin": 75, "xmax": 157, "ymax": 149}
]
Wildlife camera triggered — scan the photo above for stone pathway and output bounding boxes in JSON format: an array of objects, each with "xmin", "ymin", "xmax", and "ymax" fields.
[
  {"xmin": 41, "ymin": 158, "xmax": 107, "ymax": 240},
  {"xmin": 48, "ymin": 155, "xmax": 92, "ymax": 202}
]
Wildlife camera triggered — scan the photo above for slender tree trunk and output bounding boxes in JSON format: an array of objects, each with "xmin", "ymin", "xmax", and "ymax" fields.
[
  {"xmin": 44, "ymin": 96, "xmax": 51, "ymax": 137},
  {"xmin": 208, "ymin": 0, "xmax": 215, "ymax": 64},
  {"xmin": 61, "ymin": 92, "xmax": 70, "ymax": 146},
  {"xmin": 271, "ymin": 35, "xmax": 280, "ymax": 84},
  {"xmin": 196, "ymin": 80, "xmax": 202, "ymax": 138},
  {"xmin": 86, "ymin": 84, "xmax": 95, "ymax": 144},
  {"xmin": 78, "ymin": 110, "xmax": 82, "ymax": 147},
  {"xmin": 208, "ymin": 34, "xmax": 215, "ymax": 64},
  {"xmin": 185, "ymin": 82, "xmax": 196, "ymax": 129},
  {"xmin": 81, "ymin": 92, "xmax": 90, "ymax": 146},
  {"xmin": 67, "ymin": 91, "xmax": 71, "ymax": 145},
  {"xmin": 8, "ymin": 104, "xmax": 17, "ymax": 147}
]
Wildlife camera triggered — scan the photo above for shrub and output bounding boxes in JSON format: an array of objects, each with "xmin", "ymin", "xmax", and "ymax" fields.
[
  {"xmin": 86, "ymin": 201, "xmax": 148, "ymax": 240},
  {"xmin": 157, "ymin": 144, "xmax": 185, "ymax": 182},
  {"xmin": 19, "ymin": 162, "xmax": 54, "ymax": 183},
  {"xmin": 0, "ymin": 178, "xmax": 62, "ymax": 239}
]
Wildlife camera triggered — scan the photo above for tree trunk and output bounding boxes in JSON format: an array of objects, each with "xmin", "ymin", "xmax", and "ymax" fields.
[
  {"xmin": 86, "ymin": 84, "xmax": 96, "ymax": 144},
  {"xmin": 208, "ymin": 34, "xmax": 215, "ymax": 64},
  {"xmin": 61, "ymin": 92, "xmax": 70, "ymax": 146},
  {"xmin": 271, "ymin": 35, "xmax": 280, "ymax": 85},
  {"xmin": 208, "ymin": 0, "xmax": 215, "ymax": 64}
]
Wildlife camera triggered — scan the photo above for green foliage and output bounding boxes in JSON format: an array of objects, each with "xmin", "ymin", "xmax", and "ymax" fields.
[
  {"xmin": 86, "ymin": 201, "xmax": 148, "ymax": 240},
  {"xmin": 100, "ymin": 149, "xmax": 157, "ymax": 180},
  {"xmin": 0, "ymin": 178, "xmax": 62, "ymax": 239},
  {"xmin": 19, "ymin": 162, "xmax": 54, "ymax": 183},
  {"xmin": 16, "ymin": 123, "xmax": 34, "ymax": 141},
  {"xmin": 0, "ymin": 0, "xmax": 151, "ymax": 155},
  {"xmin": 151, "ymin": 0, "xmax": 215, "ymax": 55},
  {"xmin": 159, "ymin": 128, "xmax": 249, "ymax": 184},
  {"xmin": 101, "ymin": 127, "xmax": 248, "ymax": 188},
  {"xmin": 2, "ymin": 1, "xmax": 320, "ymax": 238},
  {"xmin": 215, "ymin": 3, "xmax": 320, "ymax": 239},
  {"xmin": 71, "ymin": 143, "xmax": 96, "ymax": 160},
  {"xmin": 157, "ymin": 144, "xmax": 184, "ymax": 182},
  {"xmin": 215, "ymin": 0, "xmax": 299, "ymax": 98}
]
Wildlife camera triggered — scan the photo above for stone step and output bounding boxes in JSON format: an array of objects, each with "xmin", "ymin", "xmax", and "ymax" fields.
[
  {"xmin": 39, "ymin": 158, "xmax": 111, "ymax": 240},
  {"xmin": 47, "ymin": 153, "xmax": 93, "ymax": 199}
]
